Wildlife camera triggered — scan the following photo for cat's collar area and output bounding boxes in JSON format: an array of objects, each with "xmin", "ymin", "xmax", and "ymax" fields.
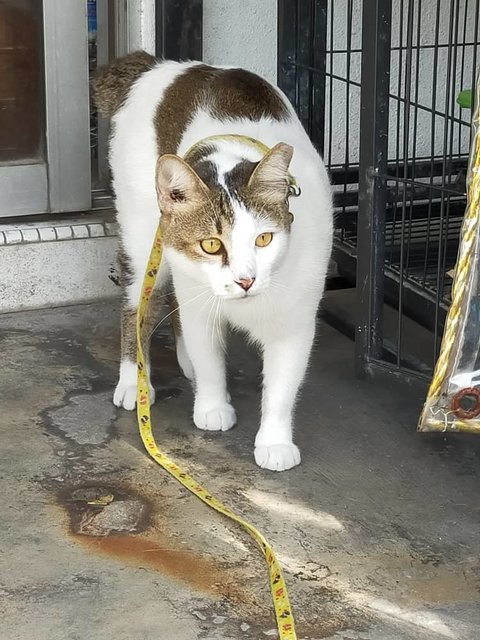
[
  {"xmin": 183, "ymin": 133, "xmax": 301, "ymax": 195},
  {"xmin": 288, "ymin": 184, "xmax": 301, "ymax": 198}
]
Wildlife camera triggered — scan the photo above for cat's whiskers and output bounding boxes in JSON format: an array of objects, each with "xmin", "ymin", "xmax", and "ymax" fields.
[
  {"xmin": 206, "ymin": 294, "xmax": 218, "ymax": 352},
  {"xmin": 152, "ymin": 289, "xmax": 210, "ymax": 333},
  {"xmin": 215, "ymin": 297, "xmax": 227, "ymax": 353},
  {"xmin": 152, "ymin": 283, "xmax": 207, "ymax": 301},
  {"xmin": 196, "ymin": 292, "xmax": 216, "ymax": 319},
  {"xmin": 261, "ymin": 288, "xmax": 268, "ymax": 335},
  {"xmin": 211, "ymin": 298, "xmax": 219, "ymax": 352}
]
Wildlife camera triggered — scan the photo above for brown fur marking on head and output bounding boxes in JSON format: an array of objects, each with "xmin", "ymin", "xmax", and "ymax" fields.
[
  {"xmin": 157, "ymin": 141, "xmax": 294, "ymax": 264},
  {"xmin": 159, "ymin": 188, "xmax": 234, "ymax": 262},
  {"xmin": 92, "ymin": 51, "xmax": 156, "ymax": 117},
  {"xmin": 241, "ymin": 190, "xmax": 292, "ymax": 231},
  {"xmin": 223, "ymin": 159, "xmax": 259, "ymax": 194},
  {"xmin": 191, "ymin": 159, "xmax": 218, "ymax": 190}
]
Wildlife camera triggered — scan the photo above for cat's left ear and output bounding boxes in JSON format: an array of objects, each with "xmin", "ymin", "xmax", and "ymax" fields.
[
  {"xmin": 156, "ymin": 154, "xmax": 210, "ymax": 214},
  {"xmin": 247, "ymin": 142, "xmax": 294, "ymax": 204}
]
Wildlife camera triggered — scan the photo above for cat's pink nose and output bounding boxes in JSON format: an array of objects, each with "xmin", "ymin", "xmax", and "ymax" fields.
[{"xmin": 236, "ymin": 277, "xmax": 255, "ymax": 292}]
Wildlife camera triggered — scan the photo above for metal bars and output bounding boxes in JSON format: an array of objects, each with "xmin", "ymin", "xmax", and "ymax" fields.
[
  {"xmin": 278, "ymin": 0, "xmax": 327, "ymax": 154},
  {"xmin": 278, "ymin": 0, "xmax": 480, "ymax": 378},
  {"xmin": 355, "ymin": 0, "xmax": 392, "ymax": 375}
]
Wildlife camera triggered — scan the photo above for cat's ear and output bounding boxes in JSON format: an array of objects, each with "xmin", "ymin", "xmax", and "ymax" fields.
[
  {"xmin": 156, "ymin": 154, "xmax": 209, "ymax": 213},
  {"xmin": 247, "ymin": 143, "xmax": 294, "ymax": 204}
]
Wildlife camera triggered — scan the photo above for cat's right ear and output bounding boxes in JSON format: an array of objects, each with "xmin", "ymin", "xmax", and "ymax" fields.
[{"xmin": 156, "ymin": 155, "xmax": 209, "ymax": 214}]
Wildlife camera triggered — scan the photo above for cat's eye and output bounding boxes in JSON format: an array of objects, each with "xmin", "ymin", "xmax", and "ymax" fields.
[
  {"xmin": 255, "ymin": 232, "xmax": 273, "ymax": 248},
  {"xmin": 200, "ymin": 238, "xmax": 223, "ymax": 254}
]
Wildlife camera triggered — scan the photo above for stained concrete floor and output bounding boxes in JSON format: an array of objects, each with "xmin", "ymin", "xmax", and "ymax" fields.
[{"xmin": 1, "ymin": 300, "xmax": 479, "ymax": 640}]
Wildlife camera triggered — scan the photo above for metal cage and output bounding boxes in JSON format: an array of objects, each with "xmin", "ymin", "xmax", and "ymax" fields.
[{"xmin": 278, "ymin": 0, "xmax": 480, "ymax": 378}]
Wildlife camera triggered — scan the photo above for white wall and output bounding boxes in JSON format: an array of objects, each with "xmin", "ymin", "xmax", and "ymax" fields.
[
  {"xmin": 125, "ymin": 0, "xmax": 278, "ymax": 82},
  {"xmin": 126, "ymin": 0, "xmax": 155, "ymax": 54},
  {"xmin": 202, "ymin": 0, "xmax": 277, "ymax": 84}
]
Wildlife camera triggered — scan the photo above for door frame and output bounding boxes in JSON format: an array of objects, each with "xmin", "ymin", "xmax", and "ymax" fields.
[{"xmin": 0, "ymin": 0, "xmax": 91, "ymax": 217}]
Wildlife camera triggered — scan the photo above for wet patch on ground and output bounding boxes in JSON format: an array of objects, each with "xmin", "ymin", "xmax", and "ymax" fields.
[
  {"xmin": 46, "ymin": 392, "xmax": 117, "ymax": 446},
  {"xmin": 60, "ymin": 484, "xmax": 152, "ymax": 536}
]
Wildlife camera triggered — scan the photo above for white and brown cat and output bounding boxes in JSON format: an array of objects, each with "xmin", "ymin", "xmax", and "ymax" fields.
[{"xmin": 93, "ymin": 52, "xmax": 333, "ymax": 471}]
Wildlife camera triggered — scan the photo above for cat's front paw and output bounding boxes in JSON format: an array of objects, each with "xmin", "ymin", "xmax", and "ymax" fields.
[
  {"xmin": 254, "ymin": 443, "xmax": 301, "ymax": 471},
  {"xmin": 113, "ymin": 381, "xmax": 155, "ymax": 411},
  {"xmin": 194, "ymin": 401, "xmax": 236, "ymax": 431}
]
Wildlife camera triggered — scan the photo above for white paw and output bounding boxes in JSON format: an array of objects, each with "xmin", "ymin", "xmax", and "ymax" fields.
[
  {"xmin": 176, "ymin": 336, "xmax": 195, "ymax": 381},
  {"xmin": 113, "ymin": 380, "xmax": 155, "ymax": 411},
  {"xmin": 113, "ymin": 360, "xmax": 155, "ymax": 411},
  {"xmin": 254, "ymin": 443, "xmax": 301, "ymax": 471},
  {"xmin": 194, "ymin": 402, "xmax": 236, "ymax": 431}
]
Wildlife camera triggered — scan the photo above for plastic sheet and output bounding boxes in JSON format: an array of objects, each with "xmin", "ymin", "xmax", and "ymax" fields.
[{"xmin": 419, "ymin": 73, "xmax": 480, "ymax": 433}]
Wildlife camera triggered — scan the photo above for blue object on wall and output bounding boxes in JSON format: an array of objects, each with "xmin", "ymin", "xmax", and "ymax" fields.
[{"xmin": 88, "ymin": 0, "xmax": 97, "ymax": 42}]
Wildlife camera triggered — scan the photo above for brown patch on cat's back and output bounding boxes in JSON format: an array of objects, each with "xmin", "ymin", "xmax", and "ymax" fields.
[
  {"xmin": 207, "ymin": 68, "xmax": 289, "ymax": 122},
  {"xmin": 154, "ymin": 64, "xmax": 290, "ymax": 155},
  {"xmin": 92, "ymin": 50, "xmax": 156, "ymax": 117},
  {"xmin": 154, "ymin": 65, "xmax": 216, "ymax": 154}
]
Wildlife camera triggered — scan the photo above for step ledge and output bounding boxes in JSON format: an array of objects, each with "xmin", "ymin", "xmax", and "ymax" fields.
[
  {"xmin": 0, "ymin": 211, "xmax": 119, "ymax": 246},
  {"xmin": 0, "ymin": 211, "xmax": 121, "ymax": 314}
]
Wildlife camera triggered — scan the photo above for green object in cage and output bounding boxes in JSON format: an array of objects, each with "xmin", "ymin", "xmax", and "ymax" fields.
[{"xmin": 457, "ymin": 89, "xmax": 473, "ymax": 109}]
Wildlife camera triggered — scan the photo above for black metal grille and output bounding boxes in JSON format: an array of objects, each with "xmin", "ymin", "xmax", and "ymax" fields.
[{"xmin": 278, "ymin": 0, "xmax": 480, "ymax": 377}]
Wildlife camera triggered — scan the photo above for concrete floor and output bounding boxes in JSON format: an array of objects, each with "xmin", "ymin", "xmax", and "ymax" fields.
[{"xmin": 1, "ymin": 300, "xmax": 479, "ymax": 640}]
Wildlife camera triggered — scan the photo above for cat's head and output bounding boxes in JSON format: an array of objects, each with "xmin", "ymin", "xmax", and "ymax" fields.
[{"xmin": 156, "ymin": 143, "xmax": 294, "ymax": 299}]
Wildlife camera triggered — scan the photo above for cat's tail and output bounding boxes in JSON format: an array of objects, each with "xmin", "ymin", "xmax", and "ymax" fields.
[{"xmin": 91, "ymin": 50, "xmax": 156, "ymax": 117}]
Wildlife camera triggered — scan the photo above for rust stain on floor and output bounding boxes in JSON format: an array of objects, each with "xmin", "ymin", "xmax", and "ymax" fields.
[
  {"xmin": 73, "ymin": 531, "xmax": 251, "ymax": 604},
  {"xmin": 59, "ymin": 482, "xmax": 260, "ymax": 612}
]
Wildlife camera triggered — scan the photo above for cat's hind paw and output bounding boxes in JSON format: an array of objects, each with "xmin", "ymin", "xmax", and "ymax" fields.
[
  {"xmin": 254, "ymin": 443, "xmax": 301, "ymax": 471},
  {"xmin": 113, "ymin": 381, "xmax": 155, "ymax": 411},
  {"xmin": 194, "ymin": 402, "xmax": 236, "ymax": 431}
]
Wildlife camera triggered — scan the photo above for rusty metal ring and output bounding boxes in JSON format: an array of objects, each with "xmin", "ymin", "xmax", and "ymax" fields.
[{"xmin": 450, "ymin": 387, "xmax": 480, "ymax": 419}]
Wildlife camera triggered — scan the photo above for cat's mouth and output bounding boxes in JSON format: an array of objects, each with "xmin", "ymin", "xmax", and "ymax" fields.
[{"xmin": 217, "ymin": 289, "xmax": 260, "ymax": 300}]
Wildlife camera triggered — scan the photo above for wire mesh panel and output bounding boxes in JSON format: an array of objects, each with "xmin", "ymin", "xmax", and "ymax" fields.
[{"xmin": 278, "ymin": 0, "xmax": 480, "ymax": 378}]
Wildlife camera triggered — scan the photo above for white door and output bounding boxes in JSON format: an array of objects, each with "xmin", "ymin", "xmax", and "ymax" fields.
[{"xmin": 0, "ymin": 0, "xmax": 91, "ymax": 217}]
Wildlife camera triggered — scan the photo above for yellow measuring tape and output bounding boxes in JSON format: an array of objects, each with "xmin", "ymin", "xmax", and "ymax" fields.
[
  {"xmin": 135, "ymin": 142, "xmax": 297, "ymax": 637},
  {"xmin": 184, "ymin": 133, "xmax": 272, "ymax": 158}
]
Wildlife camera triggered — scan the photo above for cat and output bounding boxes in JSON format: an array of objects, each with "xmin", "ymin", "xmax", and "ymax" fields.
[{"xmin": 93, "ymin": 51, "xmax": 333, "ymax": 471}]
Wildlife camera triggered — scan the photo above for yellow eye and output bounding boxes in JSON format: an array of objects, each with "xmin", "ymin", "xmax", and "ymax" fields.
[
  {"xmin": 200, "ymin": 238, "xmax": 223, "ymax": 254},
  {"xmin": 255, "ymin": 232, "xmax": 273, "ymax": 248}
]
